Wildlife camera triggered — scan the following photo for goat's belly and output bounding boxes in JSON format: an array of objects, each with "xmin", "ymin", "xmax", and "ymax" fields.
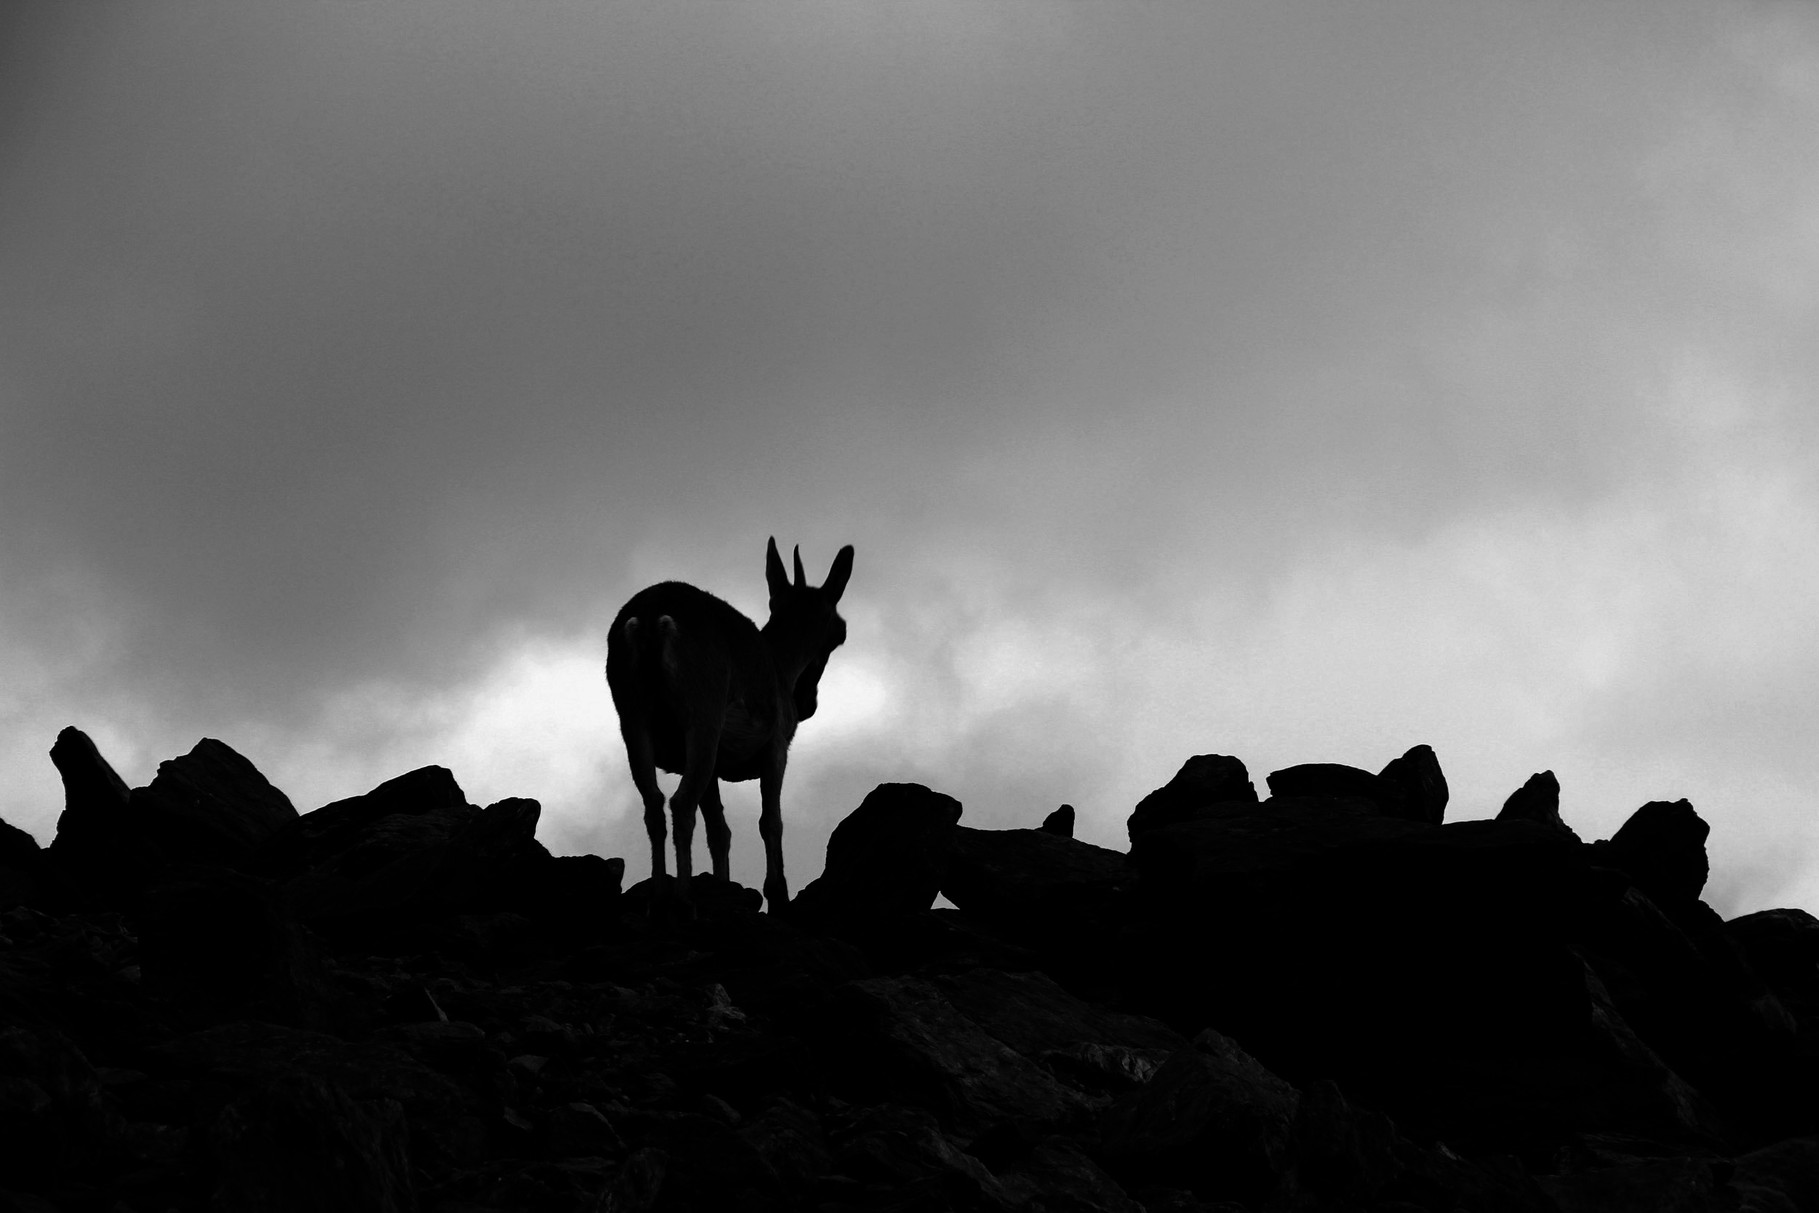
[{"xmin": 645, "ymin": 719, "xmax": 771, "ymax": 781}]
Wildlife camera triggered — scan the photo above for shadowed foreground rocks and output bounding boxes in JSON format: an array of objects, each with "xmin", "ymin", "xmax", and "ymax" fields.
[{"xmin": 3, "ymin": 729, "xmax": 1819, "ymax": 1211}]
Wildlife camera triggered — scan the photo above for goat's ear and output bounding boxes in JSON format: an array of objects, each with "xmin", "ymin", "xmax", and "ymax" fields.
[
  {"xmin": 792, "ymin": 545, "xmax": 807, "ymax": 588},
  {"xmin": 766, "ymin": 537, "xmax": 790, "ymax": 600},
  {"xmin": 823, "ymin": 545, "xmax": 854, "ymax": 603}
]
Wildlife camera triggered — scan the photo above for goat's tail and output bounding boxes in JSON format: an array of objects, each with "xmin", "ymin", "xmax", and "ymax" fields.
[{"xmin": 619, "ymin": 614, "xmax": 682, "ymax": 680}]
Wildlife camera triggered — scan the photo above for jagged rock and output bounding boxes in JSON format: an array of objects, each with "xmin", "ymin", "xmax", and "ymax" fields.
[
  {"xmin": 1099, "ymin": 1027, "xmax": 1300, "ymax": 1206},
  {"xmin": 939, "ymin": 825, "xmax": 1129, "ymax": 951},
  {"xmin": 1041, "ymin": 804, "xmax": 1075, "ymax": 837},
  {"xmin": 1730, "ymin": 1135, "xmax": 1819, "ymax": 1212},
  {"xmin": 247, "ymin": 765, "xmax": 471, "ymax": 881},
  {"xmin": 832, "ymin": 1101, "xmax": 1017, "ymax": 1209},
  {"xmin": 1127, "ymin": 755, "xmax": 1257, "ymax": 841},
  {"xmin": 935, "ymin": 968, "xmax": 1185, "ymax": 1061},
  {"xmin": 1126, "ymin": 803, "xmax": 1717, "ymax": 1156},
  {"xmin": 1596, "ymin": 799, "xmax": 1711, "ymax": 908},
  {"xmin": 1265, "ymin": 762, "xmax": 1391, "ymax": 807},
  {"xmin": 1726, "ymin": 907, "xmax": 1819, "ymax": 1019},
  {"xmin": 209, "ymin": 1073, "xmax": 414, "ymax": 1212},
  {"xmin": 826, "ymin": 975, "xmax": 1097, "ymax": 1136},
  {"xmin": 0, "ymin": 819, "xmax": 75, "ymax": 912},
  {"xmin": 286, "ymin": 796, "xmax": 556, "ymax": 946},
  {"xmin": 1578, "ymin": 958, "xmax": 1729, "ymax": 1146},
  {"xmin": 1377, "ymin": 743, "xmax": 1450, "ymax": 824},
  {"xmin": 46, "ymin": 727, "xmax": 150, "ymax": 903},
  {"xmin": 1499, "ymin": 770, "xmax": 1577, "ymax": 837},
  {"xmin": 619, "ymin": 1109, "xmax": 779, "ymax": 1208},
  {"xmin": 792, "ymin": 783, "xmax": 963, "ymax": 919},
  {"xmin": 1003, "ymin": 1135, "xmax": 1144, "ymax": 1212},
  {"xmin": 597, "ymin": 1147, "xmax": 667, "ymax": 1212},
  {"xmin": 129, "ymin": 738, "xmax": 297, "ymax": 868},
  {"xmin": 738, "ymin": 1096, "xmax": 831, "ymax": 1196},
  {"xmin": 1582, "ymin": 882, "xmax": 1805, "ymax": 1144},
  {"xmin": 1540, "ymin": 1155, "xmax": 1735, "ymax": 1213}
]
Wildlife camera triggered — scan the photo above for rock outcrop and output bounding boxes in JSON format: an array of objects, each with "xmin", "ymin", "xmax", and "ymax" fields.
[{"xmin": 3, "ymin": 728, "xmax": 1818, "ymax": 1211}]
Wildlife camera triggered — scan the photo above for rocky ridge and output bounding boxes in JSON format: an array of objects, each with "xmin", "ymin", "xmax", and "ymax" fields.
[{"xmin": 2, "ymin": 730, "xmax": 1817, "ymax": 1211}]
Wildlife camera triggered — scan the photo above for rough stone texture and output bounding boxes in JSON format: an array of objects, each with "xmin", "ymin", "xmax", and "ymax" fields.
[
  {"xmin": 1099, "ymin": 1027, "xmax": 1301, "ymax": 1206},
  {"xmin": 1377, "ymin": 743, "xmax": 1450, "ymax": 824},
  {"xmin": 827, "ymin": 975, "xmax": 1097, "ymax": 1137},
  {"xmin": 209, "ymin": 1074, "xmax": 415, "ymax": 1212},
  {"xmin": 792, "ymin": 783, "xmax": 962, "ymax": 920},
  {"xmin": 1597, "ymin": 799, "xmax": 1712, "ymax": 908},
  {"xmin": 1126, "ymin": 754, "xmax": 1257, "ymax": 841}
]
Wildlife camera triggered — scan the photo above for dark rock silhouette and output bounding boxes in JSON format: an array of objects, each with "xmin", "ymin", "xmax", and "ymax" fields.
[
  {"xmin": 6, "ymin": 727, "xmax": 1819, "ymax": 1210},
  {"xmin": 1265, "ymin": 762, "xmax": 1387, "ymax": 806},
  {"xmin": 1377, "ymin": 743, "xmax": 1450, "ymax": 824},
  {"xmin": 1126, "ymin": 754, "xmax": 1257, "ymax": 841},
  {"xmin": 792, "ymin": 782, "xmax": 962, "ymax": 920},
  {"xmin": 1498, "ymin": 769, "xmax": 1577, "ymax": 838},
  {"xmin": 1596, "ymin": 798, "xmax": 1712, "ymax": 908},
  {"xmin": 1041, "ymin": 804, "xmax": 1075, "ymax": 837}
]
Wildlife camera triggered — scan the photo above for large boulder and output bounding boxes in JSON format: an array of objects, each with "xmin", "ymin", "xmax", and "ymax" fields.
[
  {"xmin": 1127, "ymin": 754, "xmax": 1257, "ymax": 842},
  {"xmin": 1499, "ymin": 770, "xmax": 1578, "ymax": 838},
  {"xmin": 1098, "ymin": 1026, "xmax": 1301, "ymax": 1206},
  {"xmin": 248, "ymin": 766, "xmax": 470, "ymax": 882},
  {"xmin": 1124, "ymin": 797, "xmax": 1721, "ymax": 1157},
  {"xmin": 1266, "ymin": 762, "xmax": 1389, "ymax": 806},
  {"xmin": 46, "ymin": 727, "xmax": 152, "ymax": 904},
  {"xmin": 792, "ymin": 784, "xmax": 962, "ymax": 921},
  {"xmin": 130, "ymin": 738, "xmax": 298, "ymax": 867},
  {"xmin": 939, "ymin": 826, "xmax": 1130, "ymax": 954},
  {"xmin": 1595, "ymin": 799, "xmax": 1710, "ymax": 909},
  {"xmin": 286, "ymin": 796, "xmax": 555, "ymax": 945},
  {"xmin": 1726, "ymin": 907, "xmax": 1819, "ymax": 1021},
  {"xmin": 1377, "ymin": 743, "xmax": 1450, "ymax": 824},
  {"xmin": 0, "ymin": 817, "xmax": 77, "ymax": 912},
  {"xmin": 48, "ymin": 730, "xmax": 298, "ymax": 907},
  {"xmin": 825, "ymin": 974, "xmax": 1097, "ymax": 1137}
]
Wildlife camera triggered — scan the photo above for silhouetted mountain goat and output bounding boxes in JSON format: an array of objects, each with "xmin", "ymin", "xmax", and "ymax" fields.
[{"xmin": 607, "ymin": 538, "xmax": 854, "ymax": 912}]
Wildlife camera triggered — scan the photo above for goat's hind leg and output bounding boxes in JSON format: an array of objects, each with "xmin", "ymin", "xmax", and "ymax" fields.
[
  {"xmin": 700, "ymin": 778, "xmax": 732, "ymax": 882},
  {"xmin": 620, "ymin": 722, "xmax": 669, "ymax": 882},
  {"xmin": 668, "ymin": 719, "xmax": 722, "ymax": 907}
]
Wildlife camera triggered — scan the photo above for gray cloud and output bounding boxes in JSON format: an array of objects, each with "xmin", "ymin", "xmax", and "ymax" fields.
[{"xmin": 4, "ymin": 3, "xmax": 1818, "ymax": 916}]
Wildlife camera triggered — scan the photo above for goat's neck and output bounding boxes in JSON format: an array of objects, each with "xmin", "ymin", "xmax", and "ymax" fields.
[{"xmin": 759, "ymin": 618, "xmax": 815, "ymax": 693}]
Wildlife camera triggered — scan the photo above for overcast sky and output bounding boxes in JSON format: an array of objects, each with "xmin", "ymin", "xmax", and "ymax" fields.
[{"xmin": 4, "ymin": 2, "xmax": 1818, "ymax": 915}]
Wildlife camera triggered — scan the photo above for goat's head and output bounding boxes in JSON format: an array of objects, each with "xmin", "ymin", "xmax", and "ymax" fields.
[{"xmin": 763, "ymin": 537, "xmax": 854, "ymax": 720}]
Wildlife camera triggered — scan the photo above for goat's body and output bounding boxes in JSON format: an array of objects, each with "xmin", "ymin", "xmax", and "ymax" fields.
[
  {"xmin": 607, "ymin": 582, "xmax": 789, "ymax": 783},
  {"xmin": 606, "ymin": 540, "xmax": 853, "ymax": 913}
]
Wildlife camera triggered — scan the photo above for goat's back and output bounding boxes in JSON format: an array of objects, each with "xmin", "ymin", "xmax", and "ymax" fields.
[{"xmin": 606, "ymin": 582, "xmax": 778, "ymax": 756}]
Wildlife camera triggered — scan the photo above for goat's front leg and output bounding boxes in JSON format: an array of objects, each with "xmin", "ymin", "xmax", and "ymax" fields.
[{"xmin": 758, "ymin": 747, "xmax": 789, "ymax": 913}]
